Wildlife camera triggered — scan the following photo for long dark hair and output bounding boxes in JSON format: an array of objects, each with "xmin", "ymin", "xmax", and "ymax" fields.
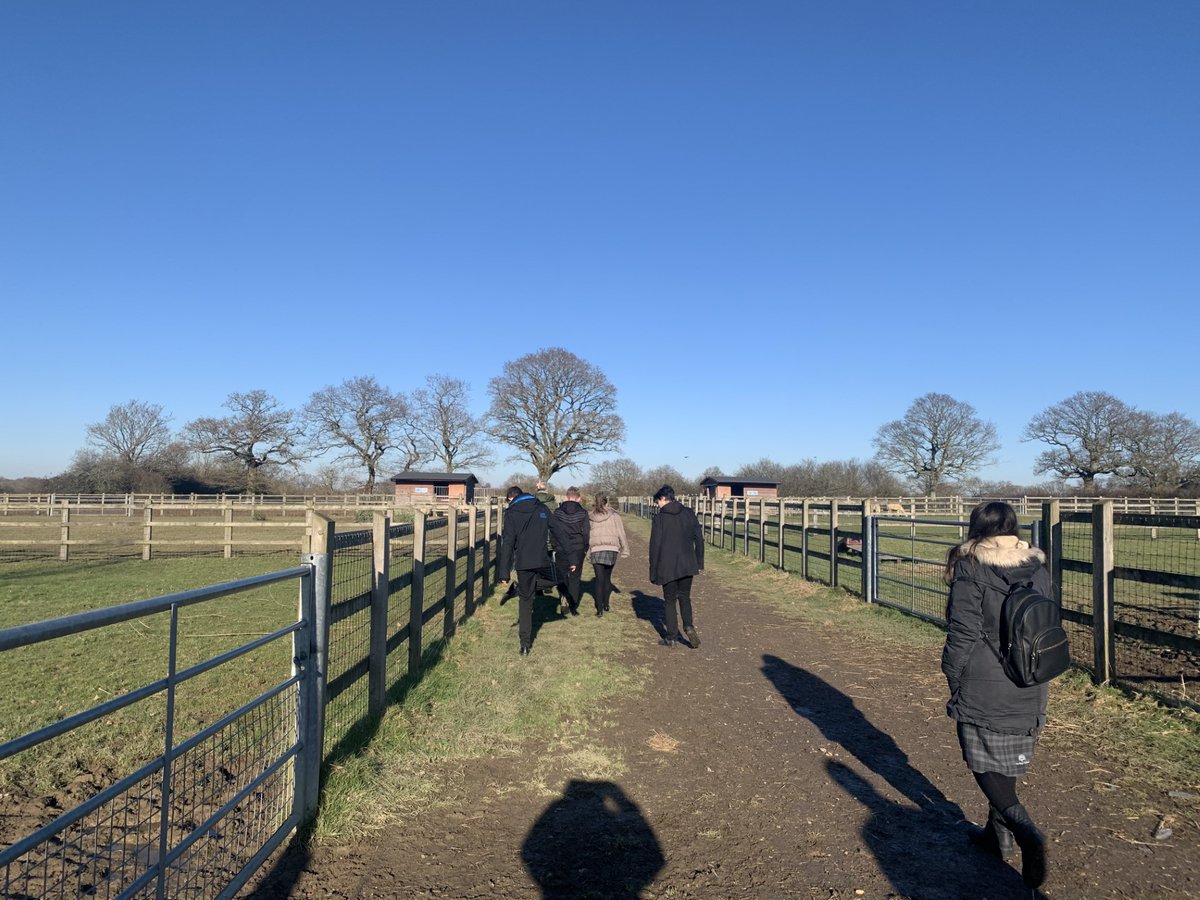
[
  {"xmin": 591, "ymin": 493, "xmax": 609, "ymax": 514},
  {"xmin": 942, "ymin": 501, "xmax": 1020, "ymax": 584}
]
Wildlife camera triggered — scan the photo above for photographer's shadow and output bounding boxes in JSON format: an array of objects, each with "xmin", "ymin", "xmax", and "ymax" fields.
[{"xmin": 521, "ymin": 779, "xmax": 664, "ymax": 899}]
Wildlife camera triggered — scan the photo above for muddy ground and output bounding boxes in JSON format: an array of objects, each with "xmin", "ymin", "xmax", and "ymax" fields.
[{"xmin": 247, "ymin": 526, "xmax": 1199, "ymax": 899}]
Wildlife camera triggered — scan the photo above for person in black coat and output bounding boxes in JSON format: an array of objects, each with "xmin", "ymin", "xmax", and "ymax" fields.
[
  {"xmin": 551, "ymin": 487, "xmax": 590, "ymax": 616},
  {"xmin": 499, "ymin": 485, "xmax": 569, "ymax": 656},
  {"xmin": 942, "ymin": 501, "xmax": 1052, "ymax": 889},
  {"xmin": 648, "ymin": 484, "xmax": 704, "ymax": 648}
]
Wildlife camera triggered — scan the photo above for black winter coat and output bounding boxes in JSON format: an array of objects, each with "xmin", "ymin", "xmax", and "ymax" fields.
[
  {"xmin": 551, "ymin": 501, "xmax": 590, "ymax": 555},
  {"xmin": 942, "ymin": 536, "xmax": 1051, "ymax": 735},
  {"xmin": 649, "ymin": 501, "xmax": 704, "ymax": 585},
  {"xmin": 499, "ymin": 495, "xmax": 568, "ymax": 576}
]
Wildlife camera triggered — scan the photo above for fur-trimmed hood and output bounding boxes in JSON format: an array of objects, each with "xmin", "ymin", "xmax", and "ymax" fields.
[{"xmin": 958, "ymin": 534, "xmax": 1045, "ymax": 569}]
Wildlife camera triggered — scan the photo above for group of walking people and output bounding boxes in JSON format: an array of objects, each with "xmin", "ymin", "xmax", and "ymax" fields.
[
  {"xmin": 497, "ymin": 483, "xmax": 631, "ymax": 656},
  {"xmin": 497, "ymin": 482, "xmax": 705, "ymax": 656},
  {"xmin": 501, "ymin": 484, "xmax": 1052, "ymax": 890}
]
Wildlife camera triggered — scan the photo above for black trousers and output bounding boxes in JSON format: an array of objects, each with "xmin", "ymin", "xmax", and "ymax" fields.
[
  {"xmin": 556, "ymin": 550, "xmax": 585, "ymax": 610},
  {"xmin": 516, "ymin": 569, "xmax": 539, "ymax": 646},
  {"xmin": 592, "ymin": 563, "xmax": 614, "ymax": 611},
  {"xmin": 661, "ymin": 576, "xmax": 695, "ymax": 637}
]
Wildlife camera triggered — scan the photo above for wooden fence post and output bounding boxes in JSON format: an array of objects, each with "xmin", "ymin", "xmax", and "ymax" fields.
[
  {"xmin": 861, "ymin": 501, "xmax": 872, "ymax": 601},
  {"xmin": 369, "ymin": 512, "xmax": 390, "ymax": 718},
  {"xmin": 59, "ymin": 503, "xmax": 70, "ymax": 562},
  {"xmin": 1042, "ymin": 500, "xmax": 1061, "ymax": 601},
  {"xmin": 758, "ymin": 499, "xmax": 766, "ymax": 563},
  {"xmin": 223, "ymin": 504, "xmax": 234, "ymax": 559},
  {"xmin": 409, "ymin": 511, "xmax": 427, "ymax": 677},
  {"xmin": 465, "ymin": 507, "xmax": 477, "ymax": 617},
  {"xmin": 444, "ymin": 507, "xmax": 458, "ymax": 638},
  {"xmin": 778, "ymin": 501, "xmax": 787, "ymax": 571},
  {"xmin": 801, "ymin": 499, "xmax": 810, "ymax": 580},
  {"xmin": 483, "ymin": 503, "xmax": 493, "ymax": 595},
  {"xmin": 742, "ymin": 499, "xmax": 751, "ymax": 557},
  {"xmin": 142, "ymin": 503, "xmax": 153, "ymax": 561},
  {"xmin": 830, "ymin": 499, "xmax": 840, "ymax": 587},
  {"xmin": 1092, "ymin": 500, "xmax": 1115, "ymax": 685}
]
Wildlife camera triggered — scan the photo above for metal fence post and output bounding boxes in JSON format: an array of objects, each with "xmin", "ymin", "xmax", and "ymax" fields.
[
  {"xmin": 369, "ymin": 512, "xmax": 390, "ymax": 719},
  {"xmin": 444, "ymin": 507, "xmax": 458, "ymax": 638},
  {"xmin": 409, "ymin": 511, "xmax": 427, "ymax": 677},
  {"xmin": 296, "ymin": 515, "xmax": 333, "ymax": 824},
  {"xmin": 1092, "ymin": 500, "xmax": 1115, "ymax": 685}
]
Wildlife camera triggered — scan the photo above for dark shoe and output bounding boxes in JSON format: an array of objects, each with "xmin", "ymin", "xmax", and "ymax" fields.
[
  {"xmin": 684, "ymin": 626, "xmax": 701, "ymax": 648},
  {"xmin": 660, "ymin": 637, "xmax": 675, "ymax": 647},
  {"xmin": 519, "ymin": 644, "xmax": 531, "ymax": 657},
  {"xmin": 595, "ymin": 609, "xmax": 603, "ymax": 617},
  {"xmin": 603, "ymin": 601, "xmax": 610, "ymax": 612},
  {"xmin": 560, "ymin": 595, "xmax": 570, "ymax": 614},
  {"xmin": 569, "ymin": 606, "xmax": 579, "ymax": 617},
  {"xmin": 968, "ymin": 806, "xmax": 1015, "ymax": 861},
  {"xmin": 1001, "ymin": 803, "xmax": 1047, "ymax": 889}
]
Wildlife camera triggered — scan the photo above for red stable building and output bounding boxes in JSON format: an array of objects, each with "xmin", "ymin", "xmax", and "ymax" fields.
[
  {"xmin": 699, "ymin": 477, "xmax": 780, "ymax": 499},
  {"xmin": 391, "ymin": 472, "xmax": 479, "ymax": 503}
]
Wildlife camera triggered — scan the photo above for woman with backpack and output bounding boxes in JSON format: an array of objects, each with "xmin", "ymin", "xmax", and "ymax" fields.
[{"xmin": 942, "ymin": 501, "xmax": 1053, "ymax": 890}]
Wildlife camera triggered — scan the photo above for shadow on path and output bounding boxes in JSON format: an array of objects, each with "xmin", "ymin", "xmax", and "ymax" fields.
[
  {"xmin": 761, "ymin": 654, "xmax": 956, "ymax": 815},
  {"xmin": 630, "ymin": 589, "xmax": 667, "ymax": 640},
  {"xmin": 521, "ymin": 779, "xmax": 663, "ymax": 899},
  {"xmin": 826, "ymin": 759, "xmax": 1038, "ymax": 900}
]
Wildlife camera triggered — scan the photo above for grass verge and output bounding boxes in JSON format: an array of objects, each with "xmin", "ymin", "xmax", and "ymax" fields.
[{"xmin": 311, "ymin": 574, "xmax": 647, "ymax": 842}]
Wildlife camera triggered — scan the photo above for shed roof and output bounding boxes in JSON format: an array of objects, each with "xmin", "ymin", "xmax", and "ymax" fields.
[
  {"xmin": 700, "ymin": 476, "xmax": 780, "ymax": 487},
  {"xmin": 391, "ymin": 472, "xmax": 479, "ymax": 485}
]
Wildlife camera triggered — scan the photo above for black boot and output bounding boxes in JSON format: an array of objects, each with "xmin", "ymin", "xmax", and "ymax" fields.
[
  {"xmin": 1001, "ymin": 803, "xmax": 1047, "ymax": 889},
  {"xmin": 968, "ymin": 805, "xmax": 1015, "ymax": 861}
]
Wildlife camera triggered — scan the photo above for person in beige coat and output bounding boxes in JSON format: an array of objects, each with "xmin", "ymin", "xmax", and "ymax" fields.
[{"xmin": 587, "ymin": 493, "xmax": 629, "ymax": 617}]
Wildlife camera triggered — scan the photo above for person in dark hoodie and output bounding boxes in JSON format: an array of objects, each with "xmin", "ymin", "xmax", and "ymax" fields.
[
  {"xmin": 499, "ymin": 485, "xmax": 569, "ymax": 656},
  {"xmin": 551, "ymin": 487, "xmax": 590, "ymax": 616},
  {"xmin": 942, "ymin": 501, "xmax": 1052, "ymax": 890},
  {"xmin": 648, "ymin": 484, "xmax": 704, "ymax": 648}
]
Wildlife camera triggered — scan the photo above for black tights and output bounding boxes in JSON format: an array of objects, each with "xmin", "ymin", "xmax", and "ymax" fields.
[
  {"xmin": 973, "ymin": 771, "xmax": 1019, "ymax": 811},
  {"xmin": 593, "ymin": 563, "xmax": 613, "ymax": 610}
]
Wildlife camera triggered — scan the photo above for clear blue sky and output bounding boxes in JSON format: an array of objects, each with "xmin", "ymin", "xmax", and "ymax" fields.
[{"xmin": 2, "ymin": 2, "xmax": 1197, "ymax": 487}]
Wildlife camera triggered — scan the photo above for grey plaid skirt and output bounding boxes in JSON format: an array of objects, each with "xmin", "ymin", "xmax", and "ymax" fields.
[
  {"xmin": 956, "ymin": 721, "xmax": 1043, "ymax": 776},
  {"xmin": 590, "ymin": 550, "xmax": 618, "ymax": 566}
]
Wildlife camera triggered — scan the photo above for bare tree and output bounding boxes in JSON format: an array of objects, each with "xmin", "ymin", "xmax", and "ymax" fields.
[
  {"xmin": 586, "ymin": 458, "xmax": 645, "ymax": 497},
  {"xmin": 185, "ymin": 390, "xmax": 307, "ymax": 492},
  {"xmin": 1023, "ymin": 390, "xmax": 1136, "ymax": 490},
  {"xmin": 411, "ymin": 375, "xmax": 493, "ymax": 472},
  {"xmin": 487, "ymin": 348, "xmax": 625, "ymax": 482},
  {"xmin": 303, "ymin": 376, "xmax": 417, "ymax": 491},
  {"xmin": 1122, "ymin": 410, "xmax": 1200, "ymax": 493},
  {"xmin": 86, "ymin": 400, "xmax": 173, "ymax": 465},
  {"xmin": 873, "ymin": 393, "xmax": 999, "ymax": 495}
]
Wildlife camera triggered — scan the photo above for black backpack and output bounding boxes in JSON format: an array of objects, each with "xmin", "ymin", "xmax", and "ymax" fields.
[{"xmin": 985, "ymin": 580, "xmax": 1071, "ymax": 687}]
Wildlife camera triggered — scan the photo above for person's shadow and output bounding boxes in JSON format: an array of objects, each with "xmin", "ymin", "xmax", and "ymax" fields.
[
  {"xmin": 826, "ymin": 759, "xmax": 1038, "ymax": 899},
  {"xmin": 761, "ymin": 654, "xmax": 956, "ymax": 815},
  {"xmin": 630, "ymin": 589, "xmax": 667, "ymax": 640},
  {"xmin": 521, "ymin": 779, "xmax": 664, "ymax": 899}
]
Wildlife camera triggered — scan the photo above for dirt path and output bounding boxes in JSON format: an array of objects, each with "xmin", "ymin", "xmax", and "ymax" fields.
[{"xmin": 249, "ymin": 526, "xmax": 1200, "ymax": 899}]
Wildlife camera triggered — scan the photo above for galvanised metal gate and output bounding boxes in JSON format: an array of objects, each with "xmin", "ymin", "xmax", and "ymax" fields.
[{"xmin": 0, "ymin": 554, "xmax": 329, "ymax": 899}]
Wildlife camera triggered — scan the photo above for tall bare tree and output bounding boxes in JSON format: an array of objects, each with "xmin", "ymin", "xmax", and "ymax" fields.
[
  {"xmin": 873, "ymin": 393, "xmax": 999, "ymax": 495},
  {"xmin": 185, "ymin": 390, "xmax": 306, "ymax": 492},
  {"xmin": 86, "ymin": 400, "xmax": 173, "ymax": 465},
  {"xmin": 1023, "ymin": 390, "xmax": 1136, "ymax": 490},
  {"xmin": 1122, "ymin": 410, "xmax": 1200, "ymax": 493},
  {"xmin": 411, "ymin": 374, "xmax": 493, "ymax": 472},
  {"xmin": 487, "ymin": 347, "xmax": 625, "ymax": 482},
  {"xmin": 586, "ymin": 458, "xmax": 645, "ymax": 497},
  {"xmin": 303, "ymin": 376, "xmax": 418, "ymax": 491}
]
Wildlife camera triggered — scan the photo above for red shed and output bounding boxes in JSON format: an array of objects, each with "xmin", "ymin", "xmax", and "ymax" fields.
[
  {"xmin": 391, "ymin": 472, "xmax": 478, "ymax": 503},
  {"xmin": 699, "ymin": 477, "xmax": 780, "ymax": 499}
]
